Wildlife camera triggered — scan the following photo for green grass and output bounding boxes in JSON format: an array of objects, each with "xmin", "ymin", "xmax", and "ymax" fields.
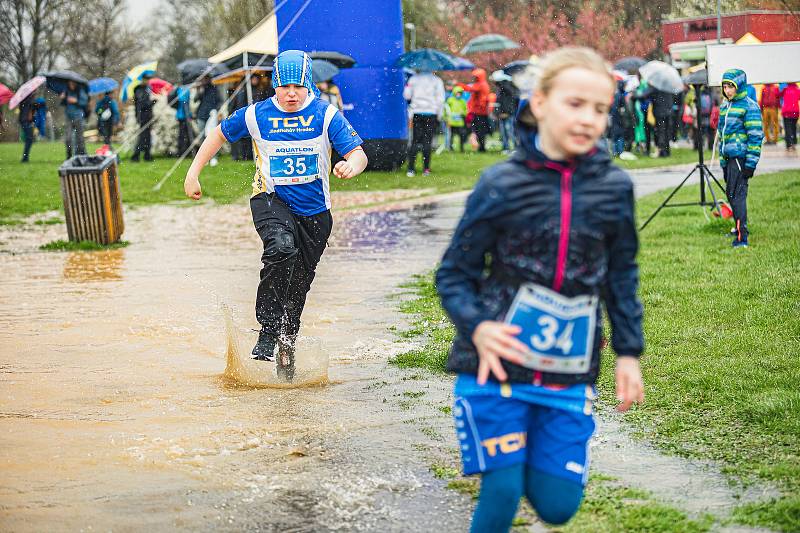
[
  {"xmin": 0, "ymin": 141, "xmax": 702, "ymax": 223},
  {"xmin": 562, "ymin": 475, "xmax": 713, "ymax": 533},
  {"xmin": 391, "ymin": 170, "xmax": 800, "ymax": 532},
  {"xmin": 435, "ymin": 462, "xmax": 711, "ymax": 532},
  {"xmin": 39, "ymin": 239, "xmax": 129, "ymax": 251}
]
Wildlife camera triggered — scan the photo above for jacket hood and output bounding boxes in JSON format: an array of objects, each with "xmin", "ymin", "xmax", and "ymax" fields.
[
  {"xmin": 471, "ymin": 68, "xmax": 487, "ymax": 82},
  {"xmin": 451, "ymin": 86, "xmax": 464, "ymax": 95},
  {"xmin": 722, "ymin": 68, "xmax": 748, "ymax": 101},
  {"xmin": 513, "ymin": 98, "xmax": 611, "ymax": 170}
]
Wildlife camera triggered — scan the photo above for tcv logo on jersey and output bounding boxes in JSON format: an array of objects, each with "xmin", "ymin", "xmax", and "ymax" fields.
[{"xmin": 268, "ymin": 116, "xmax": 314, "ymax": 129}]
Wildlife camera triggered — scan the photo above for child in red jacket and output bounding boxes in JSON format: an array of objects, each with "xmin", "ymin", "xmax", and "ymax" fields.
[{"xmin": 780, "ymin": 82, "xmax": 799, "ymax": 151}]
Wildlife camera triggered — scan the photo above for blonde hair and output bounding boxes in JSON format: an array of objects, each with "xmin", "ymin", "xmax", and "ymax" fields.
[
  {"xmin": 534, "ymin": 46, "xmax": 614, "ymax": 96},
  {"xmin": 519, "ymin": 47, "xmax": 615, "ymax": 127}
]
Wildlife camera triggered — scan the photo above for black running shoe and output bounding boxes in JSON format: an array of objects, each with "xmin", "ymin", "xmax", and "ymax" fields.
[{"xmin": 251, "ymin": 330, "xmax": 277, "ymax": 361}]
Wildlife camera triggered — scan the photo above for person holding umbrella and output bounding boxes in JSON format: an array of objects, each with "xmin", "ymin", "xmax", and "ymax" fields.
[
  {"xmin": 404, "ymin": 68, "xmax": 445, "ymax": 177},
  {"xmin": 95, "ymin": 92, "xmax": 120, "ymax": 148},
  {"xmin": 18, "ymin": 93, "xmax": 36, "ymax": 163},
  {"xmin": 61, "ymin": 80, "xmax": 89, "ymax": 158}
]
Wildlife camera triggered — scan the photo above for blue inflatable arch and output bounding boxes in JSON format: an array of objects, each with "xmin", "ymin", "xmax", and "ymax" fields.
[{"xmin": 277, "ymin": 0, "xmax": 409, "ymax": 170}]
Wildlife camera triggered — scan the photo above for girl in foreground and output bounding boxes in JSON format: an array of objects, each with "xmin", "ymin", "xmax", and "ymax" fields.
[{"xmin": 436, "ymin": 47, "xmax": 645, "ymax": 531}]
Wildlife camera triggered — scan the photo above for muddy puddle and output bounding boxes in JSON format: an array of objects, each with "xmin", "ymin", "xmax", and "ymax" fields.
[
  {"xmin": 0, "ymin": 196, "xmax": 472, "ymax": 532},
  {"xmin": 1, "ymin": 179, "xmax": 787, "ymax": 531}
]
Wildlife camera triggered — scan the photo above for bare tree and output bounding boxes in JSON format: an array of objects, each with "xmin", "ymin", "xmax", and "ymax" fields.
[
  {"xmin": 199, "ymin": 0, "xmax": 275, "ymax": 54},
  {"xmin": 60, "ymin": 0, "xmax": 142, "ymax": 81},
  {"xmin": 0, "ymin": 0, "xmax": 70, "ymax": 85}
]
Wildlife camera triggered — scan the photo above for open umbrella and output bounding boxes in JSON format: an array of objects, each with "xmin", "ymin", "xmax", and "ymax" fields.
[
  {"xmin": 503, "ymin": 60, "xmax": 531, "ymax": 76},
  {"xmin": 395, "ymin": 49, "xmax": 474, "ymax": 71},
  {"xmin": 0, "ymin": 83, "xmax": 12, "ymax": 106},
  {"xmin": 460, "ymin": 34, "xmax": 519, "ymax": 55},
  {"xmin": 88, "ymin": 77, "xmax": 119, "ymax": 96},
  {"xmin": 121, "ymin": 61, "xmax": 158, "ymax": 103},
  {"xmin": 177, "ymin": 58, "xmax": 226, "ymax": 84},
  {"xmin": 43, "ymin": 70, "xmax": 89, "ymax": 93},
  {"xmin": 312, "ymin": 59, "xmax": 339, "ymax": 83},
  {"xmin": 614, "ymin": 56, "xmax": 646, "ymax": 75},
  {"xmin": 490, "ymin": 70, "xmax": 513, "ymax": 82},
  {"xmin": 639, "ymin": 60, "xmax": 684, "ymax": 94},
  {"xmin": 683, "ymin": 69, "xmax": 708, "ymax": 86},
  {"xmin": 309, "ymin": 51, "xmax": 356, "ymax": 69},
  {"xmin": 9, "ymin": 76, "xmax": 46, "ymax": 109},
  {"xmin": 211, "ymin": 66, "xmax": 272, "ymax": 86},
  {"xmin": 148, "ymin": 77, "xmax": 173, "ymax": 96}
]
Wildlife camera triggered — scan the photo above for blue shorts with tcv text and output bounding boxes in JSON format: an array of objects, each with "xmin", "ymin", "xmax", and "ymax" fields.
[{"xmin": 453, "ymin": 374, "xmax": 596, "ymax": 485}]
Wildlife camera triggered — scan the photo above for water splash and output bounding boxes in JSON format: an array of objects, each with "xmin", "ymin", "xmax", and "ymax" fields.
[{"xmin": 221, "ymin": 304, "xmax": 329, "ymax": 388}]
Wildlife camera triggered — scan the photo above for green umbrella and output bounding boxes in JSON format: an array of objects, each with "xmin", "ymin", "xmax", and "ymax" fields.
[{"xmin": 460, "ymin": 33, "xmax": 519, "ymax": 55}]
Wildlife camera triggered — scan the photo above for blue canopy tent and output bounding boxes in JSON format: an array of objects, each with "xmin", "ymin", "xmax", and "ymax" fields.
[{"xmin": 277, "ymin": 0, "xmax": 408, "ymax": 170}]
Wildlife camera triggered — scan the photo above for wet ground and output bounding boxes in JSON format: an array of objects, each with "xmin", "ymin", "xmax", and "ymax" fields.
[{"xmin": 1, "ymin": 148, "xmax": 797, "ymax": 532}]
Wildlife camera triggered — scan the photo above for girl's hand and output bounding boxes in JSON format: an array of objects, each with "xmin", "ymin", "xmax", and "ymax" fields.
[
  {"xmin": 184, "ymin": 174, "xmax": 202, "ymax": 200},
  {"xmin": 471, "ymin": 321, "xmax": 528, "ymax": 385},
  {"xmin": 615, "ymin": 356, "xmax": 644, "ymax": 412}
]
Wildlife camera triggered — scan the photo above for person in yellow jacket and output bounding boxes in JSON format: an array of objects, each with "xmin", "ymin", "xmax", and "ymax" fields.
[{"xmin": 445, "ymin": 86, "xmax": 468, "ymax": 152}]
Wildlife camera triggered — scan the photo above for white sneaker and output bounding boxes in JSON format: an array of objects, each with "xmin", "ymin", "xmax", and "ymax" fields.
[{"xmin": 406, "ymin": 170, "xmax": 416, "ymax": 177}]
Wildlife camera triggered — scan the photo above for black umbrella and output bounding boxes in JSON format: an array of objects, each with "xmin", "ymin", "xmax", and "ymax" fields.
[
  {"xmin": 683, "ymin": 69, "xmax": 708, "ymax": 86},
  {"xmin": 309, "ymin": 51, "xmax": 356, "ymax": 69},
  {"xmin": 503, "ymin": 60, "xmax": 531, "ymax": 76},
  {"xmin": 177, "ymin": 58, "xmax": 226, "ymax": 84},
  {"xmin": 43, "ymin": 70, "xmax": 89, "ymax": 93},
  {"xmin": 614, "ymin": 56, "xmax": 646, "ymax": 75}
]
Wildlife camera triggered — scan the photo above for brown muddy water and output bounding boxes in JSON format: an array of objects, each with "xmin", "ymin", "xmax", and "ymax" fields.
[
  {"xmin": 0, "ymin": 188, "xmax": 781, "ymax": 532},
  {"xmin": 0, "ymin": 197, "xmax": 473, "ymax": 532}
]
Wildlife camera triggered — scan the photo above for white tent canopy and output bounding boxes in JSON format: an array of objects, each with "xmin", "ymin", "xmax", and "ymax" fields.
[{"xmin": 209, "ymin": 14, "xmax": 279, "ymax": 64}]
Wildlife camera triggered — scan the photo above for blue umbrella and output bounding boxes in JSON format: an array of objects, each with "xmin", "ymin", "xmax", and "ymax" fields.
[
  {"xmin": 88, "ymin": 77, "xmax": 119, "ymax": 96},
  {"xmin": 312, "ymin": 59, "xmax": 339, "ymax": 83},
  {"xmin": 395, "ymin": 48, "xmax": 474, "ymax": 72}
]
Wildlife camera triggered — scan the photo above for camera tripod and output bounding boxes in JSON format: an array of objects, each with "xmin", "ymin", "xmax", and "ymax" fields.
[{"xmin": 639, "ymin": 83, "xmax": 729, "ymax": 231}]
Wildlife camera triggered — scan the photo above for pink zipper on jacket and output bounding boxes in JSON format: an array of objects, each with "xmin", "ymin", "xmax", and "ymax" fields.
[
  {"xmin": 524, "ymin": 160, "xmax": 576, "ymax": 293},
  {"xmin": 525, "ymin": 159, "xmax": 577, "ymax": 385}
]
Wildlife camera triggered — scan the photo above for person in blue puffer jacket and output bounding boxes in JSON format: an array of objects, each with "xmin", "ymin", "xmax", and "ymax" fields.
[
  {"xmin": 717, "ymin": 68, "xmax": 763, "ymax": 248},
  {"xmin": 436, "ymin": 47, "xmax": 644, "ymax": 532}
]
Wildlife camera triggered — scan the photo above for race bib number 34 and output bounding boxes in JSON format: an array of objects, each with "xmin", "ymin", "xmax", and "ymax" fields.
[{"xmin": 504, "ymin": 284, "xmax": 598, "ymax": 374}]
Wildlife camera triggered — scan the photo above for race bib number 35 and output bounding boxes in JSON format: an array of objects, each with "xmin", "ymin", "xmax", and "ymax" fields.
[
  {"xmin": 267, "ymin": 146, "xmax": 320, "ymax": 185},
  {"xmin": 504, "ymin": 284, "xmax": 598, "ymax": 374}
]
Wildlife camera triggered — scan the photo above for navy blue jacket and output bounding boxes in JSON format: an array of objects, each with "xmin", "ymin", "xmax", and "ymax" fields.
[{"xmin": 436, "ymin": 105, "xmax": 644, "ymax": 385}]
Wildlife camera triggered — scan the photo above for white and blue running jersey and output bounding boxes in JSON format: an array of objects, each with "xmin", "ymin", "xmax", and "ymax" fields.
[{"xmin": 220, "ymin": 93, "xmax": 363, "ymax": 216}]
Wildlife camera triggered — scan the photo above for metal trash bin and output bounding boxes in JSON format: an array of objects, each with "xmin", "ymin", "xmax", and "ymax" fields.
[{"xmin": 58, "ymin": 155, "xmax": 124, "ymax": 245}]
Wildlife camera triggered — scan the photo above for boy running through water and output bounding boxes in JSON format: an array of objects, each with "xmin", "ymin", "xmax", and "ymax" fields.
[
  {"xmin": 436, "ymin": 47, "xmax": 644, "ymax": 531},
  {"xmin": 184, "ymin": 50, "xmax": 368, "ymax": 380}
]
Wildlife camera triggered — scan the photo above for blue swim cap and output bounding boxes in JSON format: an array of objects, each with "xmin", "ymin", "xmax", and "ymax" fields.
[{"xmin": 272, "ymin": 50, "xmax": 319, "ymax": 97}]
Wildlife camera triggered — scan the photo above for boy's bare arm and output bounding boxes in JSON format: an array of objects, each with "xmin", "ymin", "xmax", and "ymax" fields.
[{"xmin": 184, "ymin": 125, "xmax": 226, "ymax": 200}]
